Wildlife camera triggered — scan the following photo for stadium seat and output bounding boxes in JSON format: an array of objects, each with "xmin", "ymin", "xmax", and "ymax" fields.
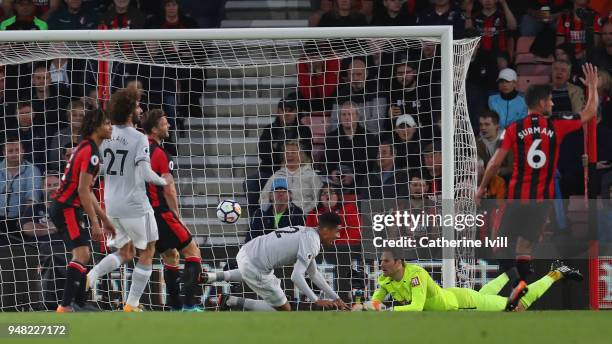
[
  {"xmin": 516, "ymin": 63, "xmax": 552, "ymax": 77},
  {"xmin": 516, "ymin": 36, "xmax": 535, "ymax": 54},
  {"xmin": 517, "ymin": 75, "xmax": 551, "ymax": 93}
]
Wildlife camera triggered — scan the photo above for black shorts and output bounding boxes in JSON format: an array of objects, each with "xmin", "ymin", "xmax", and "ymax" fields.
[
  {"xmin": 498, "ymin": 201, "xmax": 552, "ymax": 243},
  {"xmin": 154, "ymin": 210, "xmax": 192, "ymax": 253},
  {"xmin": 49, "ymin": 201, "xmax": 90, "ymax": 251}
]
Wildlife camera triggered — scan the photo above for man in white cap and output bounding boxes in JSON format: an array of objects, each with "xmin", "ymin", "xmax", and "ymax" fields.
[{"xmin": 487, "ymin": 68, "xmax": 528, "ymax": 129}]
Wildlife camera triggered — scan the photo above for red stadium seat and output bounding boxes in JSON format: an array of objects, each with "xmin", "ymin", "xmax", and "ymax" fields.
[
  {"xmin": 516, "ymin": 63, "xmax": 552, "ymax": 77},
  {"xmin": 517, "ymin": 75, "xmax": 551, "ymax": 93},
  {"xmin": 516, "ymin": 36, "xmax": 535, "ymax": 54}
]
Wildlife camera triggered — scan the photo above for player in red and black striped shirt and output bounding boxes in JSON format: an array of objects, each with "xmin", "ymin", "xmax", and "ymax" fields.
[
  {"xmin": 142, "ymin": 109, "xmax": 203, "ymax": 312},
  {"xmin": 477, "ymin": 63, "xmax": 599, "ymax": 298},
  {"xmin": 50, "ymin": 109, "xmax": 115, "ymax": 312}
]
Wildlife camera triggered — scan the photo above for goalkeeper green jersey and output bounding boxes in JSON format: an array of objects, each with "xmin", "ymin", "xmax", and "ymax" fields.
[{"xmin": 371, "ymin": 264, "xmax": 463, "ymax": 311}]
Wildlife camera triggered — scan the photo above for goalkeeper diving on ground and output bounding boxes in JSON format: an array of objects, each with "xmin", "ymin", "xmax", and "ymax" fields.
[{"xmin": 366, "ymin": 249, "xmax": 583, "ymax": 312}]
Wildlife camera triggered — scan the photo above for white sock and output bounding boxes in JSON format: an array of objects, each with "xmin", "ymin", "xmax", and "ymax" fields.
[
  {"xmin": 223, "ymin": 269, "xmax": 242, "ymax": 282},
  {"xmin": 227, "ymin": 296, "xmax": 275, "ymax": 311},
  {"xmin": 89, "ymin": 253, "xmax": 122, "ymax": 282},
  {"xmin": 126, "ymin": 263, "xmax": 152, "ymax": 308}
]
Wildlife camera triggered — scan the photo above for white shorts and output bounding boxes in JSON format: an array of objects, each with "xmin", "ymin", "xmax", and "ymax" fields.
[
  {"xmin": 236, "ymin": 250, "xmax": 287, "ymax": 307},
  {"xmin": 108, "ymin": 211, "xmax": 158, "ymax": 250}
]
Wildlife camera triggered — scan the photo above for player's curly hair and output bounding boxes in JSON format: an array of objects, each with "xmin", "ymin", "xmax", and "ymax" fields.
[
  {"xmin": 109, "ymin": 87, "xmax": 140, "ymax": 125},
  {"xmin": 80, "ymin": 108, "xmax": 108, "ymax": 139},
  {"xmin": 142, "ymin": 109, "xmax": 166, "ymax": 135}
]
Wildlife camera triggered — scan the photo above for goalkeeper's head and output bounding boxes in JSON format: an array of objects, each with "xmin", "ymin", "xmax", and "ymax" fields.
[
  {"xmin": 380, "ymin": 249, "xmax": 404, "ymax": 278},
  {"xmin": 142, "ymin": 109, "xmax": 170, "ymax": 140},
  {"xmin": 317, "ymin": 212, "xmax": 342, "ymax": 246}
]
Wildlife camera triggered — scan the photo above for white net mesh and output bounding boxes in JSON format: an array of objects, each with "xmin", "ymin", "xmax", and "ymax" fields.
[{"xmin": 0, "ymin": 32, "xmax": 479, "ymax": 311}]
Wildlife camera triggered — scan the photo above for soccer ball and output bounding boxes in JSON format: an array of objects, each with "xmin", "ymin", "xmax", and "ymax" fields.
[{"xmin": 216, "ymin": 200, "xmax": 241, "ymax": 224}]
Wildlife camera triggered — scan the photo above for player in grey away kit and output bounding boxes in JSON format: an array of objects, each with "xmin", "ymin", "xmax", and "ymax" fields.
[
  {"xmin": 85, "ymin": 87, "xmax": 168, "ymax": 312},
  {"xmin": 205, "ymin": 212, "xmax": 350, "ymax": 311}
]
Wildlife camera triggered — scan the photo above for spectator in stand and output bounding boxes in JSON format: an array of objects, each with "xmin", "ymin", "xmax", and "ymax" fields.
[
  {"xmin": 0, "ymin": 137, "xmax": 43, "ymax": 234},
  {"xmin": 101, "ymin": 0, "xmax": 145, "ymax": 29},
  {"xmin": 146, "ymin": 0, "xmax": 197, "ymax": 29},
  {"xmin": 0, "ymin": 66, "xmax": 15, "ymax": 145},
  {"xmin": 358, "ymin": 141, "xmax": 408, "ymax": 200},
  {"xmin": 47, "ymin": 0, "xmax": 99, "ymax": 30},
  {"xmin": 488, "ymin": 68, "xmax": 528, "ymax": 129},
  {"xmin": 477, "ymin": 158, "xmax": 506, "ymax": 201},
  {"xmin": 20, "ymin": 172, "xmax": 61, "ymax": 242},
  {"xmin": 259, "ymin": 140, "xmax": 323, "ymax": 214},
  {"xmin": 10, "ymin": 102, "xmax": 48, "ymax": 170},
  {"xmin": 30, "ymin": 63, "xmax": 70, "ymax": 135},
  {"xmin": 465, "ymin": 0, "xmax": 517, "ymax": 58},
  {"xmin": 592, "ymin": 20, "xmax": 612, "ymax": 75},
  {"xmin": 306, "ymin": 184, "xmax": 361, "ymax": 245},
  {"xmin": 4, "ymin": 0, "xmax": 61, "ymax": 20},
  {"xmin": 180, "ymin": 0, "xmax": 225, "ymax": 28},
  {"xmin": 521, "ymin": 0, "xmax": 570, "ymax": 37},
  {"xmin": 245, "ymin": 97, "xmax": 312, "ymax": 217},
  {"xmin": 392, "ymin": 114, "xmax": 422, "ymax": 172},
  {"xmin": 555, "ymin": 0, "xmax": 602, "ymax": 61},
  {"xmin": 47, "ymin": 100, "xmax": 85, "ymax": 173},
  {"xmin": 318, "ymin": 0, "xmax": 368, "ymax": 27},
  {"xmin": 47, "ymin": 58, "xmax": 96, "ymax": 99},
  {"xmin": 551, "ymin": 59, "xmax": 585, "ymax": 115},
  {"xmin": 247, "ymin": 177, "xmax": 305, "ymax": 242},
  {"xmin": 386, "ymin": 60, "xmax": 433, "ymax": 138},
  {"xmin": 415, "ymin": 0, "xmax": 466, "ymax": 39},
  {"xmin": 421, "ymin": 140, "xmax": 442, "ymax": 197},
  {"xmin": 371, "ymin": 0, "xmax": 411, "ymax": 26},
  {"xmin": 332, "ymin": 57, "xmax": 387, "ymax": 134},
  {"xmin": 297, "ymin": 41, "xmax": 340, "ymax": 112},
  {"xmin": 324, "ymin": 101, "xmax": 378, "ymax": 194},
  {"xmin": 0, "ymin": 0, "xmax": 48, "ymax": 30},
  {"xmin": 466, "ymin": 33, "xmax": 499, "ymax": 133},
  {"xmin": 309, "ymin": 0, "xmax": 332, "ymax": 27},
  {"xmin": 476, "ymin": 110, "xmax": 512, "ymax": 181},
  {"xmin": 305, "ymin": 184, "xmax": 361, "ymax": 301}
]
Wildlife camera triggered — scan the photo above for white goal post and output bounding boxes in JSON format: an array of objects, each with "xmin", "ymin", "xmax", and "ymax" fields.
[{"xmin": 0, "ymin": 27, "xmax": 479, "ymax": 310}]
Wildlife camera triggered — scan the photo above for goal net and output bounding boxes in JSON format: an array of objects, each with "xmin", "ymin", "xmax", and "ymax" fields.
[{"xmin": 0, "ymin": 28, "xmax": 479, "ymax": 311}]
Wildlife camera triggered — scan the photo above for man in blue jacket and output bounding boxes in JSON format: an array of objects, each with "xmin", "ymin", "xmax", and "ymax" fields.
[
  {"xmin": 488, "ymin": 68, "xmax": 528, "ymax": 129},
  {"xmin": 246, "ymin": 178, "xmax": 304, "ymax": 242}
]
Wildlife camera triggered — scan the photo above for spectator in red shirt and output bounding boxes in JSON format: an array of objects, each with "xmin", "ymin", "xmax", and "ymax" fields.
[
  {"xmin": 145, "ymin": 0, "xmax": 197, "ymax": 29},
  {"xmin": 556, "ymin": 0, "xmax": 602, "ymax": 61},
  {"xmin": 306, "ymin": 185, "xmax": 361, "ymax": 246},
  {"xmin": 465, "ymin": 0, "xmax": 517, "ymax": 58},
  {"xmin": 297, "ymin": 42, "xmax": 340, "ymax": 111}
]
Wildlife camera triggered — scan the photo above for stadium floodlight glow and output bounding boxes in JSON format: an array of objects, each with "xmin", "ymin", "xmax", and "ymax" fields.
[{"xmin": 0, "ymin": 27, "xmax": 478, "ymax": 311}]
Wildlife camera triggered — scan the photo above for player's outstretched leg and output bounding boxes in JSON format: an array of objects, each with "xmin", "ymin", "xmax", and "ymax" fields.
[
  {"xmin": 478, "ymin": 271, "xmax": 510, "ymax": 295},
  {"xmin": 125, "ymin": 242, "xmax": 155, "ymax": 312},
  {"xmin": 511, "ymin": 260, "xmax": 583, "ymax": 311},
  {"xmin": 218, "ymin": 294, "xmax": 278, "ymax": 311},
  {"xmin": 203, "ymin": 269, "xmax": 243, "ymax": 283},
  {"xmin": 161, "ymin": 249, "xmax": 182, "ymax": 310},
  {"xmin": 87, "ymin": 252, "xmax": 124, "ymax": 291}
]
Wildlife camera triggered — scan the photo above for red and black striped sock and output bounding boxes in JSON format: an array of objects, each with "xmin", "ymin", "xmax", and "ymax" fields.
[
  {"xmin": 182, "ymin": 257, "xmax": 202, "ymax": 307},
  {"xmin": 61, "ymin": 261, "xmax": 86, "ymax": 307},
  {"xmin": 163, "ymin": 264, "xmax": 182, "ymax": 310}
]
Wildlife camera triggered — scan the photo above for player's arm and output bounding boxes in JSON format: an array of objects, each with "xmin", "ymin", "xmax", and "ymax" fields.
[
  {"xmin": 78, "ymin": 171, "xmax": 104, "ymax": 241},
  {"xmin": 578, "ymin": 63, "xmax": 599, "ymax": 124},
  {"xmin": 306, "ymin": 259, "xmax": 349, "ymax": 310},
  {"xmin": 136, "ymin": 160, "xmax": 167, "ymax": 186},
  {"xmin": 371, "ymin": 285, "xmax": 388, "ymax": 303},
  {"xmin": 392, "ymin": 270, "xmax": 428, "ymax": 312},
  {"xmin": 162, "ymin": 173, "xmax": 180, "ymax": 215},
  {"xmin": 291, "ymin": 260, "xmax": 342, "ymax": 309},
  {"xmin": 476, "ymin": 147, "xmax": 509, "ymax": 201}
]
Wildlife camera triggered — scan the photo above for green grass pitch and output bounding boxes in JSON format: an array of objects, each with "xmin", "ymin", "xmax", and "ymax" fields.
[{"xmin": 1, "ymin": 311, "xmax": 611, "ymax": 344}]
